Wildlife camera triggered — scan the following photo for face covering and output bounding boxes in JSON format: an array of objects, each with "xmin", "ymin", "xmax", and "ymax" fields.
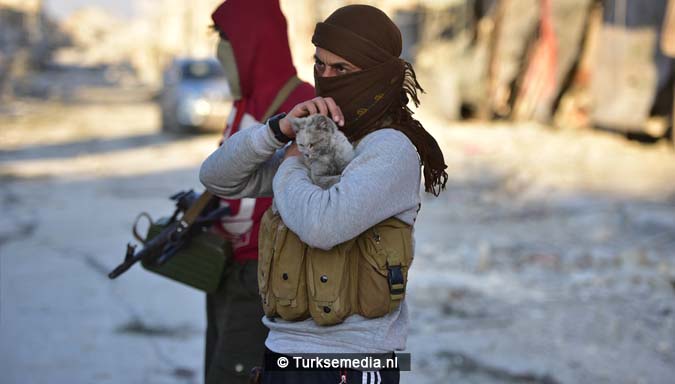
[
  {"xmin": 216, "ymin": 39, "xmax": 242, "ymax": 99},
  {"xmin": 314, "ymin": 58, "xmax": 404, "ymax": 140}
]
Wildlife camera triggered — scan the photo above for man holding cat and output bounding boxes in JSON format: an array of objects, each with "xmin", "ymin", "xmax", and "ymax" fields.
[{"xmin": 201, "ymin": 4, "xmax": 447, "ymax": 383}]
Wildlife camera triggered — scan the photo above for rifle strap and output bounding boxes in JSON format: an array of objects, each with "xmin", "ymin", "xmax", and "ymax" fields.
[{"xmin": 261, "ymin": 75, "xmax": 302, "ymax": 122}]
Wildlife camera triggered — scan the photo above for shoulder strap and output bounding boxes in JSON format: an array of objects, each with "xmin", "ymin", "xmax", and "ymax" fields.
[
  {"xmin": 261, "ymin": 75, "xmax": 302, "ymax": 122},
  {"xmin": 663, "ymin": 0, "xmax": 675, "ymax": 56}
]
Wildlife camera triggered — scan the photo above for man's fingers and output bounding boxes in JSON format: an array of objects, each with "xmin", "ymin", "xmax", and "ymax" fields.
[
  {"xmin": 323, "ymin": 97, "xmax": 344, "ymax": 126},
  {"xmin": 290, "ymin": 98, "xmax": 344, "ymax": 126},
  {"xmin": 290, "ymin": 105, "xmax": 308, "ymax": 118},
  {"xmin": 303, "ymin": 101, "xmax": 318, "ymax": 116},
  {"xmin": 313, "ymin": 97, "xmax": 329, "ymax": 116}
]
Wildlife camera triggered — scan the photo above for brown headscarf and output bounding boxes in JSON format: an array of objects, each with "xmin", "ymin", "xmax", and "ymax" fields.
[{"xmin": 312, "ymin": 5, "xmax": 448, "ymax": 196}]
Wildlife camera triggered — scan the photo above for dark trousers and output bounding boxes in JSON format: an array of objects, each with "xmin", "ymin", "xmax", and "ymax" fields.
[{"xmin": 204, "ymin": 260, "xmax": 268, "ymax": 384}]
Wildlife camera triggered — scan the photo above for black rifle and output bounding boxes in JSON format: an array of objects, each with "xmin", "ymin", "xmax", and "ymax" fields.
[{"xmin": 108, "ymin": 190, "xmax": 228, "ymax": 279}]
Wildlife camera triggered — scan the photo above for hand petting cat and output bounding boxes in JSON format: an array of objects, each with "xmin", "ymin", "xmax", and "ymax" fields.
[{"xmin": 279, "ymin": 96, "xmax": 344, "ymax": 139}]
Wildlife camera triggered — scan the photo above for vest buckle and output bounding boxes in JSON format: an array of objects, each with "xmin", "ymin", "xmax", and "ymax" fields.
[{"xmin": 387, "ymin": 265, "xmax": 405, "ymax": 295}]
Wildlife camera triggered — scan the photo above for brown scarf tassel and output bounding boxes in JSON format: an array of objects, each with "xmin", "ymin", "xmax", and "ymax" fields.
[{"xmin": 388, "ymin": 61, "xmax": 448, "ymax": 196}]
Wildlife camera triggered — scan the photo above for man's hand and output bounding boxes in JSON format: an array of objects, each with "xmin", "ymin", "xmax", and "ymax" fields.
[
  {"xmin": 283, "ymin": 142, "xmax": 301, "ymax": 161},
  {"xmin": 279, "ymin": 97, "xmax": 344, "ymax": 138}
]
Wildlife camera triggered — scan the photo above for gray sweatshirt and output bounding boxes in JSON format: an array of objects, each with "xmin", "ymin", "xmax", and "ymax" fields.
[{"xmin": 199, "ymin": 122, "xmax": 421, "ymax": 353}]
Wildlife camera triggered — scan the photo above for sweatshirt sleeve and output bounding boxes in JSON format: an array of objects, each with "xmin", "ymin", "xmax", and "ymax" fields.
[
  {"xmin": 272, "ymin": 129, "xmax": 421, "ymax": 250},
  {"xmin": 199, "ymin": 122, "xmax": 287, "ymax": 198}
]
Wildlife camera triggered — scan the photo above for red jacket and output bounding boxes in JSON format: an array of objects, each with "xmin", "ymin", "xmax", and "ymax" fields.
[{"xmin": 211, "ymin": 0, "xmax": 315, "ymax": 262}]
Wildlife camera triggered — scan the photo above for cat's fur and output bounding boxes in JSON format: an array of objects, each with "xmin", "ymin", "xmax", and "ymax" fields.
[{"xmin": 289, "ymin": 114, "xmax": 355, "ymax": 189}]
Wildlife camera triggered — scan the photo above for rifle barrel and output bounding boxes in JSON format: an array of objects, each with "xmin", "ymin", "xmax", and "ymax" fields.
[{"xmin": 107, "ymin": 221, "xmax": 181, "ymax": 279}]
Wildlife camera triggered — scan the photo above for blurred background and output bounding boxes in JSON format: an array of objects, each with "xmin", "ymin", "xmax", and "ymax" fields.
[{"xmin": 1, "ymin": 0, "xmax": 674, "ymax": 383}]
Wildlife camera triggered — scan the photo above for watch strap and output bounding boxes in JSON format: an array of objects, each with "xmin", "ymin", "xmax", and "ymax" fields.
[{"xmin": 268, "ymin": 113, "xmax": 291, "ymax": 144}]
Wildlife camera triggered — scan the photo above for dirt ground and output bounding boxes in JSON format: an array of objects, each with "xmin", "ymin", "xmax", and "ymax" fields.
[
  {"xmin": 409, "ymin": 110, "xmax": 675, "ymax": 383},
  {"xmin": 1, "ymin": 83, "xmax": 674, "ymax": 383}
]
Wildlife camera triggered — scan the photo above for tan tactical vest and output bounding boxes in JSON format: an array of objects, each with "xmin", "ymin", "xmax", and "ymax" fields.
[{"xmin": 257, "ymin": 208, "xmax": 413, "ymax": 326}]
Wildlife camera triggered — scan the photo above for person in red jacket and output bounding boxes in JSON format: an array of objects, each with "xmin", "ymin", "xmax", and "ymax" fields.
[{"xmin": 206, "ymin": 1, "xmax": 314, "ymax": 383}]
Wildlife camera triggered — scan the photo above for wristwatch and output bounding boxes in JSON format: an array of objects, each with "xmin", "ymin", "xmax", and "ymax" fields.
[{"xmin": 267, "ymin": 113, "xmax": 291, "ymax": 144}]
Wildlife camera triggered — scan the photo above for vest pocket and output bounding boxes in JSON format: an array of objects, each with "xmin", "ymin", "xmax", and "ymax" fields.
[
  {"xmin": 306, "ymin": 239, "xmax": 356, "ymax": 325},
  {"xmin": 356, "ymin": 219, "xmax": 413, "ymax": 318},
  {"xmin": 258, "ymin": 209, "xmax": 309, "ymax": 321},
  {"xmin": 271, "ymin": 224, "xmax": 309, "ymax": 320}
]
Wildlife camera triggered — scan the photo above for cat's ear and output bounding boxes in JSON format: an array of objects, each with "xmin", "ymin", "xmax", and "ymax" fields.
[
  {"xmin": 317, "ymin": 115, "xmax": 335, "ymax": 132},
  {"xmin": 287, "ymin": 116, "xmax": 302, "ymax": 133}
]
